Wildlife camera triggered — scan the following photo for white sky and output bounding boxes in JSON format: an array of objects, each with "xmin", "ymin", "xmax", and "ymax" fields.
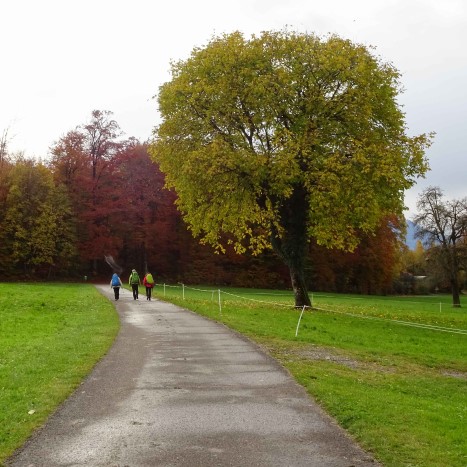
[{"xmin": 1, "ymin": 0, "xmax": 466, "ymax": 216}]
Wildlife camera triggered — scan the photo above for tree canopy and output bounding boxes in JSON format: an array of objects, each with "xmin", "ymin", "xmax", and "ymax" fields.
[{"xmin": 150, "ymin": 30, "xmax": 432, "ymax": 306}]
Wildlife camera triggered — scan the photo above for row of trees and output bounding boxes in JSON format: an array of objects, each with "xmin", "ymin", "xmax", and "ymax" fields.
[
  {"xmin": 1, "ymin": 112, "xmax": 464, "ymax": 304},
  {"xmin": 1, "ymin": 33, "xmax": 463, "ymax": 304},
  {"xmin": 1, "ymin": 111, "xmax": 180, "ymax": 280},
  {"xmin": 1, "ymin": 110, "xmax": 410, "ymax": 294}
]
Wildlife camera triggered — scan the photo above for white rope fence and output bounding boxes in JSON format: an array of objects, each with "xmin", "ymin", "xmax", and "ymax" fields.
[
  {"xmin": 153, "ymin": 283, "xmax": 467, "ymax": 337},
  {"xmin": 312, "ymin": 293, "xmax": 448, "ymax": 312},
  {"xmin": 221, "ymin": 290, "xmax": 298, "ymax": 308},
  {"xmin": 313, "ymin": 305, "xmax": 467, "ymax": 335}
]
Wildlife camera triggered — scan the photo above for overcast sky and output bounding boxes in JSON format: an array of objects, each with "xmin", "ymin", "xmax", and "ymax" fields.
[{"xmin": 2, "ymin": 0, "xmax": 465, "ymax": 216}]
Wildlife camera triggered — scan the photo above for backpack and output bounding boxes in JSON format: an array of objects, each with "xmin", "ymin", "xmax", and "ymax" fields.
[
  {"xmin": 111, "ymin": 275, "xmax": 120, "ymax": 287},
  {"xmin": 130, "ymin": 271, "xmax": 139, "ymax": 284},
  {"xmin": 145, "ymin": 273, "xmax": 154, "ymax": 284}
]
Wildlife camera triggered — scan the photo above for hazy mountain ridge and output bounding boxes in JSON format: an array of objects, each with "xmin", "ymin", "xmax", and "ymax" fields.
[{"xmin": 405, "ymin": 219, "xmax": 418, "ymax": 250}]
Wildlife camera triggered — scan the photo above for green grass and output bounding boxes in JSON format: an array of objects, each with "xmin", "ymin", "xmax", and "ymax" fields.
[
  {"xmin": 1, "ymin": 283, "xmax": 465, "ymax": 466},
  {"xmin": 0, "ymin": 283, "xmax": 119, "ymax": 465},
  {"xmin": 153, "ymin": 284, "xmax": 467, "ymax": 467}
]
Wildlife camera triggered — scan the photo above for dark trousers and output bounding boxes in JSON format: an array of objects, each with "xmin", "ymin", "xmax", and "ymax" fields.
[
  {"xmin": 131, "ymin": 284, "xmax": 139, "ymax": 299},
  {"xmin": 146, "ymin": 287, "xmax": 152, "ymax": 300},
  {"xmin": 113, "ymin": 287, "xmax": 120, "ymax": 300}
]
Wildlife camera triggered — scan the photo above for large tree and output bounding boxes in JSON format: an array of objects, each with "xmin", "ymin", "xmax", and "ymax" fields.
[
  {"xmin": 151, "ymin": 31, "xmax": 432, "ymax": 306},
  {"xmin": 413, "ymin": 186, "xmax": 467, "ymax": 307},
  {"xmin": 49, "ymin": 111, "xmax": 125, "ymax": 274},
  {"xmin": 83, "ymin": 110, "xmax": 121, "ymax": 180}
]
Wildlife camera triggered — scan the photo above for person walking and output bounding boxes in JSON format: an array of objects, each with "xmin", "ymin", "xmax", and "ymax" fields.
[
  {"xmin": 129, "ymin": 269, "xmax": 141, "ymax": 300},
  {"xmin": 110, "ymin": 272, "xmax": 123, "ymax": 300},
  {"xmin": 143, "ymin": 272, "xmax": 155, "ymax": 301}
]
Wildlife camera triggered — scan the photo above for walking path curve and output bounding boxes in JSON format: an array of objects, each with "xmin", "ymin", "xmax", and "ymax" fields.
[{"xmin": 8, "ymin": 285, "xmax": 379, "ymax": 466}]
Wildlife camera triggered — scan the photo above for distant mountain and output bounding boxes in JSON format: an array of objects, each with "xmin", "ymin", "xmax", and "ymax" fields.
[{"xmin": 405, "ymin": 219, "xmax": 418, "ymax": 250}]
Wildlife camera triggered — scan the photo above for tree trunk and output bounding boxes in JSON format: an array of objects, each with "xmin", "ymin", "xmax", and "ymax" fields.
[
  {"xmin": 448, "ymin": 249, "xmax": 461, "ymax": 308},
  {"xmin": 450, "ymin": 277, "xmax": 461, "ymax": 308},
  {"xmin": 269, "ymin": 184, "xmax": 311, "ymax": 308},
  {"xmin": 142, "ymin": 242, "xmax": 148, "ymax": 274},
  {"xmin": 289, "ymin": 264, "xmax": 311, "ymax": 307}
]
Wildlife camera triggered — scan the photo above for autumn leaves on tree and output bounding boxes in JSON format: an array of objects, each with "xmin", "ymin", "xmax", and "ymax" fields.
[{"xmin": 150, "ymin": 31, "xmax": 432, "ymax": 306}]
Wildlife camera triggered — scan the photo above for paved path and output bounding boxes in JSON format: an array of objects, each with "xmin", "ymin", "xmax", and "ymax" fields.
[{"xmin": 8, "ymin": 285, "xmax": 379, "ymax": 466}]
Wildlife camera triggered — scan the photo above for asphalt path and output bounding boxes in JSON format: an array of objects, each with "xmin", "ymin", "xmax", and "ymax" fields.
[{"xmin": 7, "ymin": 285, "xmax": 379, "ymax": 466}]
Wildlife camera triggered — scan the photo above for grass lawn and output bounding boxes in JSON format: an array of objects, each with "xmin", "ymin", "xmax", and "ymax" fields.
[
  {"xmin": 153, "ymin": 284, "xmax": 467, "ymax": 467},
  {"xmin": 0, "ymin": 283, "xmax": 119, "ymax": 465},
  {"xmin": 1, "ymin": 282, "xmax": 465, "ymax": 466}
]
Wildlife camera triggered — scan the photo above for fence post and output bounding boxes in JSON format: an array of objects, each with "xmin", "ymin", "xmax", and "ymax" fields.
[
  {"xmin": 182, "ymin": 283, "xmax": 185, "ymax": 300},
  {"xmin": 295, "ymin": 306, "xmax": 307, "ymax": 337},
  {"xmin": 218, "ymin": 289, "xmax": 222, "ymax": 314}
]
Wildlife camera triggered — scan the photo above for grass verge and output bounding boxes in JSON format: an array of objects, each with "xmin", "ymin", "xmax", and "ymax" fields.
[
  {"xmin": 0, "ymin": 283, "xmax": 119, "ymax": 465},
  {"xmin": 153, "ymin": 285, "xmax": 467, "ymax": 467}
]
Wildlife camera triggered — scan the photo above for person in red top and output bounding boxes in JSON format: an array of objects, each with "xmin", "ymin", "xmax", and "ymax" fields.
[{"xmin": 143, "ymin": 272, "xmax": 155, "ymax": 301}]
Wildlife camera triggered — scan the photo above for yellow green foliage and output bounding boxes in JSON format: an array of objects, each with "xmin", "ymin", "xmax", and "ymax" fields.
[{"xmin": 151, "ymin": 30, "xmax": 432, "ymax": 255}]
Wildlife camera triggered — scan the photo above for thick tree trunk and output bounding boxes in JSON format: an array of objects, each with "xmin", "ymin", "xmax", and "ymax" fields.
[
  {"xmin": 269, "ymin": 184, "xmax": 312, "ymax": 308},
  {"xmin": 289, "ymin": 264, "xmax": 311, "ymax": 307}
]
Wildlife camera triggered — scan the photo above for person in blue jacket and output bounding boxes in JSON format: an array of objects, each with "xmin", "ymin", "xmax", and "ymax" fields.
[{"xmin": 110, "ymin": 272, "xmax": 123, "ymax": 300}]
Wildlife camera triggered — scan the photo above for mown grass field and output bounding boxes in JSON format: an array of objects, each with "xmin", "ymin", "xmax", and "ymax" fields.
[
  {"xmin": 0, "ymin": 283, "xmax": 119, "ymax": 465},
  {"xmin": 1, "ymin": 282, "xmax": 465, "ymax": 466},
  {"xmin": 153, "ymin": 284, "xmax": 467, "ymax": 467}
]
